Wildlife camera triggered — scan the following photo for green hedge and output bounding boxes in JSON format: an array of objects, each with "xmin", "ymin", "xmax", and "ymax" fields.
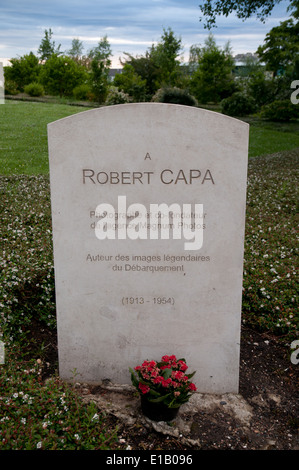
[
  {"xmin": 260, "ymin": 99, "xmax": 299, "ymax": 122},
  {"xmin": 221, "ymin": 92, "xmax": 258, "ymax": 117},
  {"xmin": 24, "ymin": 82, "xmax": 45, "ymax": 97},
  {"xmin": 152, "ymin": 87, "xmax": 198, "ymax": 106}
]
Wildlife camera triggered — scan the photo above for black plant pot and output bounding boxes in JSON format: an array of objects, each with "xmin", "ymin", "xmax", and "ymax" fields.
[{"xmin": 141, "ymin": 396, "xmax": 180, "ymax": 422}]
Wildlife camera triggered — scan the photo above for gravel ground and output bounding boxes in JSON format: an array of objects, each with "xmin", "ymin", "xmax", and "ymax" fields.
[{"xmin": 74, "ymin": 325, "xmax": 299, "ymax": 451}]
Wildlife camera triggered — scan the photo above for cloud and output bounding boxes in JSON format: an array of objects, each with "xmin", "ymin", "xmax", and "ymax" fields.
[{"xmin": 0, "ymin": 0, "xmax": 292, "ymax": 66}]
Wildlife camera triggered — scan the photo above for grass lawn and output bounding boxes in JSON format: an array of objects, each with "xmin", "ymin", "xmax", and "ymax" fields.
[
  {"xmin": 0, "ymin": 101, "xmax": 93, "ymax": 175},
  {"xmin": 247, "ymin": 118, "xmax": 299, "ymax": 158},
  {"xmin": 0, "ymin": 100, "xmax": 299, "ymax": 174},
  {"xmin": 0, "ymin": 99, "xmax": 298, "ymax": 450}
]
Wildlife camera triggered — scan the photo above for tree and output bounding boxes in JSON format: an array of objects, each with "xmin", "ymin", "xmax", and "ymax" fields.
[
  {"xmin": 4, "ymin": 52, "xmax": 40, "ymax": 92},
  {"xmin": 88, "ymin": 35, "xmax": 112, "ymax": 62},
  {"xmin": 288, "ymin": 0, "xmax": 299, "ymax": 18},
  {"xmin": 189, "ymin": 44, "xmax": 202, "ymax": 73},
  {"xmin": 190, "ymin": 34, "xmax": 236, "ymax": 103},
  {"xmin": 38, "ymin": 28, "xmax": 62, "ymax": 61},
  {"xmin": 120, "ymin": 50, "xmax": 161, "ymax": 98},
  {"xmin": 68, "ymin": 38, "xmax": 84, "ymax": 62},
  {"xmin": 257, "ymin": 18, "xmax": 299, "ymax": 75},
  {"xmin": 39, "ymin": 54, "xmax": 87, "ymax": 97},
  {"xmin": 246, "ymin": 69, "xmax": 278, "ymax": 106},
  {"xmin": 113, "ymin": 63, "xmax": 147, "ymax": 102},
  {"xmin": 88, "ymin": 36, "xmax": 112, "ymax": 103},
  {"xmin": 150, "ymin": 28, "xmax": 183, "ymax": 87},
  {"xmin": 199, "ymin": 0, "xmax": 297, "ymax": 28},
  {"xmin": 119, "ymin": 28, "xmax": 184, "ymax": 98}
]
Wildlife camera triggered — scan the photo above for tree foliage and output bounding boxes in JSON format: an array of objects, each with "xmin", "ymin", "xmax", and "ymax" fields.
[
  {"xmin": 113, "ymin": 64, "xmax": 147, "ymax": 101},
  {"xmin": 150, "ymin": 28, "xmax": 183, "ymax": 86},
  {"xmin": 68, "ymin": 39, "xmax": 84, "ymax": 62},
  {"xmin": 120, "ymin": 50, "xmax": 161, "ymax": 98},
  {"xmin": 190, "ymin": 35, "xmax": 236, "ymax": 103},
  {"xmin": 257, "ymin": 18, "xmax": 299, "ymax": 75},
  {"xmin": 4, "ymin": 52, "xmax": 40, "ymax": 92},
  {"xmin": 199, "ymin": 0, "xmax": 281, "ymax": 28},
  {"xmin": 3, "ymin": 18, "xmax": 299, "ymax": 113},
  {"xmin": 38, "ymin": 28, "xmax": 62, "ymax": 61},
  {"xmin": 88, "ymin": 35, "xmax": 112, "ymax": 63},
  {"xmin": 118, "ymin": 28, "xmax": 184, "ymax": 98},
  {"xmin": 88, "ymin": 36, "xmax": 112, "ymax": 103},
  {"xmin": 39, "ymin": 54, "xmax": 87, "ymax": 97},
  {"xmin": 199, "ymin": 0, "xmax": 288, "ymax": 28},
  {"xmin": 199, "ymin": 0, "xmax": 299, "ymax": 27}
]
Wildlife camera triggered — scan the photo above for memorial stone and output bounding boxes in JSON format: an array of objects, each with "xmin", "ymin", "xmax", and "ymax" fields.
[
  {"xmin": 0, "ymin": 63, "xmax": 4, "ymax": 104},
  {"xmin": 48, "ymin": 103, "xmax": 249, "ymax": 393}
]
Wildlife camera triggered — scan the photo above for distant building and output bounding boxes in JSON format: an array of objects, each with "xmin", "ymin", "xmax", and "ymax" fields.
[
  {"xmin": 108, "ymin": 68, "xmax": 122, "ymax": 81},
  {"xmin": 233, "ymin": 53, "xmax": 259, "ymax": 64},
  {"xmin": 232, "ymin": 53, "xmax": 265, "ymax": 78},
  {"xmin": 0, "ymin": 58, "xmax": 11, "ymax": 67}
]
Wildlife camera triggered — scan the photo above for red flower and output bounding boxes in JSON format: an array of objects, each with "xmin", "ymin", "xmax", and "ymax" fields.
[
  {"xmin": 161, "ymin": 355, "xmax": 171, "ymax": 362},
  {"xmin": 177, "ymin": 360, "xmax": 188, "ymax": 372},
  {"xmin": 171, "ymin": 381, "xmax": 179, "ymax": 388},
  {"xmin": 160, "ymin": 364, "xmax": 171, "ymax": 370},
  {"xmin": 131, "ymin": 356, "xmax": 197, "ymax": 402},
  {"xmin": 161, "ymin": 378, "xmax": 172, "ymax": 388},
  {"xmin": 150, "ymin": 369, "xmax": 159, "ymax": 378},
  {"xmin": 161, "ymin": 355, "xmax": 177, "ymax": 365},
  {"xmin": 148, "ymin": 360, "xmax": 157, "ymax": 368},
  {"xmin": 139, "ymin": 383, "xmax": 150, "ymax": 394},
  {"xmin": 153, "ymin": 376, "xmax": 163, "ymax": 384},
  {"xmin": 172, "ymin": 370, "xmax": 185, "ymax": 381}
]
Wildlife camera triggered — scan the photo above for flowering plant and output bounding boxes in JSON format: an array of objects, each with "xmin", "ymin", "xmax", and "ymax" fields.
[{"xmin": 129, "ymin": 355, "xmax": 197, "ymax": 408}]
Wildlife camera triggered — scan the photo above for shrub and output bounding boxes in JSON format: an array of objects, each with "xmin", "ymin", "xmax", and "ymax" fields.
[
  {"xmin": 152, "ymin": 87, "xmax": 198, "ymax": 106},
  {"xmin": 113, "ymin": 64, "xmax": 147, "ymax": 102},
  {"xmin": 189, "ymin": 35, "xmax": 237, "ymax": 104},
  {"xmin": 105, "ymin": 86, "xmax": 131, "ymax": 105},
  {"xmin": 24, "ymin": 82, "xmax": 45, "ymax": 97},
  {"xmin": 221, "ymin": 92, "xmax": 258, "ymax": 117},
  {"xmin": 4, "ymin": 79, "xmax": 19, "ymax": 95},
  {"xmin": 246, "ymin": 72, "xmax": 277, "ymax": 107},
  {"xmin": 3, "ymin": 53, "xmax": 40, "ymax": 92},
  {"xmin": 39, "ymin": 55, "xmax": 88, "ymax": 97},
  {"xmin": 260, "ymin": 99, "xmax": 299, "ymax": 122},
  {"xmin": 73, "ymin": 83, "xmax": 93, "ymax": 101}
]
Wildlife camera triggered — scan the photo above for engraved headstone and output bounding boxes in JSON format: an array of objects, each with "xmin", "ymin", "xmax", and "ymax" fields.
[
  {"xmin": 0, "ymin": 340, "xmax": 4, "ymax": 365},
  {"xmin": 0, "ymin": 63, "xmax": 4, "ymax": 105},
  {"xmin": 48, "ymin": 103, "xmax": 249, "ymax": 393}
]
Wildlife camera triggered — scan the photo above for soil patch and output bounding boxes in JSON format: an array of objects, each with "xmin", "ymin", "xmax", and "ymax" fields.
[{"xmin": 32, "ymin": 323, "xmax": 299, "ymax": 450}]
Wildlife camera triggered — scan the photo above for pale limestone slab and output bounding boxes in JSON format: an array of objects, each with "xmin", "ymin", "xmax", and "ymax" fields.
[
  {"xmin": 48, "ymin": 103, "xmax": 249, "ymax": 393},
  {"xmin": 0, "ymin": 63, "xmax": 4, "ymax": 104}
]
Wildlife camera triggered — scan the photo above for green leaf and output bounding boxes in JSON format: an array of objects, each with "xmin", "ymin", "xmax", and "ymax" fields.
[
  {"xmin": 147, "ymin": 393, "xmax": 171, "ymax": 403},
  {"xmin": 186, "ymin": 371, "xmax": 196, "ymax": 380},
  {"xmin": 129, "ymin": 368, "xmax": 139, "ymax": 388},
  {"xmin": 168, "ymin": 400, "xmax": 181, "ymax": 408},
  {"xmin": 162, "ymin": 367, "xmax": 173, "ymax": 379},
  {"xmin": 148, "ymin": 389, "xmax": 161, "ymax": 397}
]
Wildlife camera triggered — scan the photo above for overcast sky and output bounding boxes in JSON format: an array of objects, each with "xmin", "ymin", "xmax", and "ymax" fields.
[{"xmin": 0, "ymin": 0, "xmax": 291, "ymax": 67}]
